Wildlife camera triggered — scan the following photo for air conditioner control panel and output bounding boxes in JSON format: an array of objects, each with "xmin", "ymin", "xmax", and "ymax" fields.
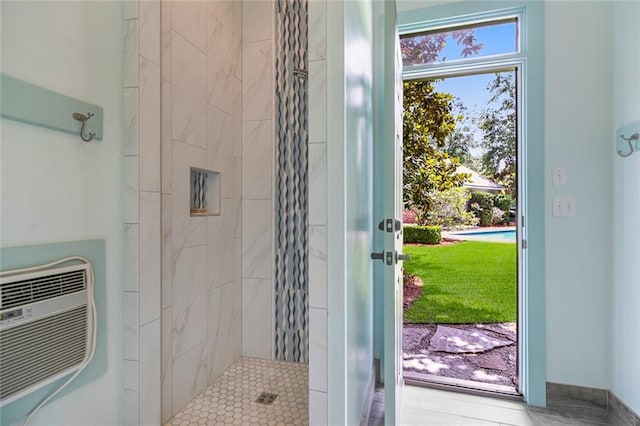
[{"xmin": 0, "ymin": 307, "xmax": 32, "ymax": 326}]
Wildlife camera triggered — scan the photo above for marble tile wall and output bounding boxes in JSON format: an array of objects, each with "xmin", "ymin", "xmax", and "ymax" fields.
[
  {"xmin": 123, "ymin": 0, "xmax": 326, "ymax": 423},
  {"xmin": 160, "ymin": 0, "xmax": 243, "ymax": 422},
  {"xmin": 122, "ymin": 0, "xmax": 162, "ymax": 424},
  {"xmin": 308, "ymin": 0, "xmax": 328, "ymax": 421},
  {"xmin": 241, "ymin": 0, "xmax": 275, "ymax": 360}
]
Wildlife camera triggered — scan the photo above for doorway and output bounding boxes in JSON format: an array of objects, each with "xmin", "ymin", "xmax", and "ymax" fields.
[{"xmin": 399, "ymin": 17, "xmax": 523, "ymax": 397}]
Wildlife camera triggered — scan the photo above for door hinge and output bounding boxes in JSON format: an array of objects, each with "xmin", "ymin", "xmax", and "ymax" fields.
[{"xmin": 522, "ymin": 239, "xmax": 528, "ymax": 249}]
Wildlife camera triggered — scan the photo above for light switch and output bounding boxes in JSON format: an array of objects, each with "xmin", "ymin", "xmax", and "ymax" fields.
[
  {"xmin": 552, "ymin": 167, "xmax": 566, "ymax": 186},
  {"xmin": 552, "ymin": 197, "xmax": 564, "ymax": 216}
]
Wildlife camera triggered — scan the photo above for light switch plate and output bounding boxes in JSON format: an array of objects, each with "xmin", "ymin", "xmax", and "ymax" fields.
[
  {"xmin": 552, "ymin": 197, "xmax": 576, "ymax": 217},
  {"xmin": 552, "ymin": 198, "xmax": 564, "ymax": 217}
]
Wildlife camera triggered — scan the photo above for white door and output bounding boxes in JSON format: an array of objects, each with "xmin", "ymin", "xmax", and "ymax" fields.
[{"xmin": 377, "ymin": 1, "xmax": 406, "ymax": 424}]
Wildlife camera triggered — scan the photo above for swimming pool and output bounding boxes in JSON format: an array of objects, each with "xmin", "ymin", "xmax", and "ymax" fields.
[{"xmin": 450, "ymin": 229, "xmax": 516, "ymax": 241}]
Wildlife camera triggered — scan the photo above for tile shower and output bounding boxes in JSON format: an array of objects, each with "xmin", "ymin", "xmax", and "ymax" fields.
[
  {"xmin": 160, "ymin": 0, "xmax": 243, "ymax": 421},
  {"xmin": 118, "ymin": 0, "xmax": 330, "ymax": 424}
]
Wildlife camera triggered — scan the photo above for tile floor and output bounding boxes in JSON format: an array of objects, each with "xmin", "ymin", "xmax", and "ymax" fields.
[
  {"xmin": 369, "ymin": 385, "xmax": 613, "ymax": 425},
  {"xmin": 165, "ymin": 357, "xmax": 308, "ymax": 426}
]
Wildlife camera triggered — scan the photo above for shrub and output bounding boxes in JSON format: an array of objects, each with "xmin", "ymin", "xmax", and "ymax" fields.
[
  {"xmin": 403, "ymin": 225, "xmax": 442, "ymax": 244},
  {"xmin": 425, "ymin": 187, "xmax": 478, "ymax": 229},
  {"xmin": 493, "ymin": 194, "xmax": 514, "ymax": 224},
  {"xmin": 493, "ymin": 194, "xmax": 513, "ymax": 213},
  {"xmin": 469, "ymin": 192, "xmax": 495, "ymax": 226}
]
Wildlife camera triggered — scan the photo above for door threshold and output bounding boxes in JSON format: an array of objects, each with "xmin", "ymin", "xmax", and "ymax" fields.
[{"xmin": 404, "ymin": 374, "xmax": 523, "ymax": 401}]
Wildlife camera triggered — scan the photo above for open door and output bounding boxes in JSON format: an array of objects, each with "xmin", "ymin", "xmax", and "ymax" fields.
[{"xmin": 375, "ymin": 1, "xmax": 406, "ymax": 424}]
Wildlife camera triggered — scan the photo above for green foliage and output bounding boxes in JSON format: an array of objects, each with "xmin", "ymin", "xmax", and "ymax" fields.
[
  {"xmin": 494, "ymin": 194, "xmax": 514, "ymax": 215},
  {"xmin": 494, "ymin": 194, "xmax": 515, "ymax": 224},
  {"xmin": 403, "ymin": 225, "xmax": 442, "ymax": 245},
  {"xmin": 425, "ymin": 187, "xmax": 478, "ymax": 228},
  {"xmin": 444, "ymin": 100, "xmax": 478, "ymax": 165},
  {"xmin": 400, "ymin": 33, "xmax": 489, "ymax": 224},
  {"xmin": 469, "ymin": 192, "xmax": 514, "ymax": 226},
  {"xmin": 469, "ymin": 192, "xmax": 495, "ymax": 226},
  {"xmin": 403, "ymin": 242, "xmax": 517, "ymax": 324},
  {"xmin": 402, "ymin": 80, "xmax": 469, "ymax": 223},
  {"xmin": 479, "ymin": 72, "xmax": 517, "ymax": 195},
  {"xmin": 400, "ymin": 29, "xmax": 483, "ymax": 66}
]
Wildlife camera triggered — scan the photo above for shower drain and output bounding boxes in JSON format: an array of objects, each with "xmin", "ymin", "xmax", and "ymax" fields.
[{"xmin": 255, "ymin": 392, "xmax": 278, "ymax": 405}]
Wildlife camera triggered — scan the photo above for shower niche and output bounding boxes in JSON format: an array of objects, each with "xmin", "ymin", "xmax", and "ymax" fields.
[{"xmin": 189, "ymin": 167, "xmax": 220, "ymax": 216}]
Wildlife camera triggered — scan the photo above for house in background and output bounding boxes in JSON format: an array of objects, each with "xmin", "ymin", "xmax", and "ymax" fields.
[
  {"xmin": 457, "ymin": 165, "xmax": 505, "ymax": 194},
  {"xmin": 0, "ymin": 0, "xmax": 638, "ymax": 425}
]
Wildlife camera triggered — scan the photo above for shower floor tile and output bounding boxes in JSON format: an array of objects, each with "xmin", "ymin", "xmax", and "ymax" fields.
[{"xmin": 165, "ymin": 357, "xmax": 308, "ymax": 426}]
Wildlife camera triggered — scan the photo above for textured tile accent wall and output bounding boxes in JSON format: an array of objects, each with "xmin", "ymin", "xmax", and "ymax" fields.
[{"xmin": 274, "ymin": 0, "xmax": 309, "ymax": 363}]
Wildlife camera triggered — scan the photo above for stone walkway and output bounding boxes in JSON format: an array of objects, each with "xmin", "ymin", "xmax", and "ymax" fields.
[{"xmin": 403, "ymin": 323, "xmax": 518, "ymax": 389}]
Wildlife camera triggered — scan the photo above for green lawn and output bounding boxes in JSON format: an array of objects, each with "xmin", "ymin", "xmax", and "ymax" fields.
[{"xmin": 403, "ymin": 241, "xmax": 517, "ymax": 324}]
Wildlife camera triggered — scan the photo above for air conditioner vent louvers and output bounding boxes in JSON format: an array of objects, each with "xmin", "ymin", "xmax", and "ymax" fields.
[
  {"xmin": 0, "ymin": 270, "xmax": 86, "ymax": 310},
  {"xmin": 0, "ymin": 306, "xmax": 87, "ymax": 402},
  {"xmin": 0, "ymin": 261, "xmax": 92, "ymax": 408}
]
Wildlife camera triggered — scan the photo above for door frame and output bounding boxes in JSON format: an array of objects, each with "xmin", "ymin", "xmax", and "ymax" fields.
[
  {"xmin": 374, "ymin": 0, "xmax": 546, "ymax": 406},
  {"xmin": 403, "ymin": 62, "xmax": 524, "ymax": 396}
]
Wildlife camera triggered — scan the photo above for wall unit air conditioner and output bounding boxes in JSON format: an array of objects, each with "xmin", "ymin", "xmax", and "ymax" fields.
[{"xmin": 0, "ymin": 263, "xmax": 90, "ymax": 406}]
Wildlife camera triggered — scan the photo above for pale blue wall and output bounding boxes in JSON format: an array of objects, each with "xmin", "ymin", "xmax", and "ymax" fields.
[
  {"xmin": 610, "ymin": 0, "xmax": 640, "ymax": 415},
  {"xmin": 0, "ymin": 2, "xmax": 123, "ymax": 424},
  {"xmin": 544, "ymin": 1, "xmax": 612, "ymax": 390},
  {"xmin": 327, "ymin": 0, "xmax": 376, "ymax": 424}
]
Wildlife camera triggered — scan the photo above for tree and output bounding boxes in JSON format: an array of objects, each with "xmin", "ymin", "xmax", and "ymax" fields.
[
  {"xmin": 402, "ymin": 80, "xmax": 469, "ymax": 224},
  {"xmin": 426, "ymin": 187, "xmax": 478, "ymax": 228},
  {"xmin": 400, "ymin": 31, "xmax": 483, "ymax": 224},
  {"xmin": 478, "ymin": 72, "xmax": 517, "ymax": 195},
  {"xmin": 444, "ymin": 100, "xmax": 478, "ymax": 165},
  {"xmin": 401, "ymin": 30, "xmax": 484, "ymax": 65}
]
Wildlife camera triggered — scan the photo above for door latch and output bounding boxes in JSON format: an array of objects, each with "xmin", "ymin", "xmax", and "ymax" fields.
[
  {"xmin": 370, "ymin": 251, "xmax": 394, "ymax": 265},
  {"xmin": 396, "ymin": 252, "xmax": 410, "ymax": 263},
  {"xmin": 370, "ymin": 251, "xmax": 384, "ymax": 261},
  {"xmin": 377, "ymin": 218, "xmax": 402, "ymax": 233}
]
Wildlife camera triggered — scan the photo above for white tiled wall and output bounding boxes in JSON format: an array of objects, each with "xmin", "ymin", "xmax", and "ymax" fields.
[
  {"xmin": 122, "ymin": 0, "xmax": 327, "ymax": 423},
  {"xmin": 241, "ymin": 0, "xmax": 275, "ymax": 360},
  {"xmin": 308, "ymin": 0, "xmax": 329, "ymax": 420},
  {"xmin": 138, "ymin": 0, "xmax": 163, "ymax": 418},
  {"xmin": 122, "ymin": 1, "xmax": 162, "ymax": 424},
  {"xmin": 160, "ymin": 0, "xmax": 244, "ymax": 421},
  {"xmin": 140, "ymin": 319, "xmax": 162, "ymax": 425},
  {"xmin": 123, "ymin": 0, "xmax": 243, "ymax": 423}
]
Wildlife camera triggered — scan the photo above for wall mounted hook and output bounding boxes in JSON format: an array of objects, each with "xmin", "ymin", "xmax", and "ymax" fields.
[
  {"xmin": 617, "ymin": 132, "xmax": 639, "ymax": 157},
  {"xmin": 72, "ymin": 112, "xmax": 96, "ymax": 142}
]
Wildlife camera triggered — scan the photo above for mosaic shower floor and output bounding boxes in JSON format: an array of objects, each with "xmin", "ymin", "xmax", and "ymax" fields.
[{"xmin": 165, "ymin": 357, "xmax": 308, "ymax": 426}]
